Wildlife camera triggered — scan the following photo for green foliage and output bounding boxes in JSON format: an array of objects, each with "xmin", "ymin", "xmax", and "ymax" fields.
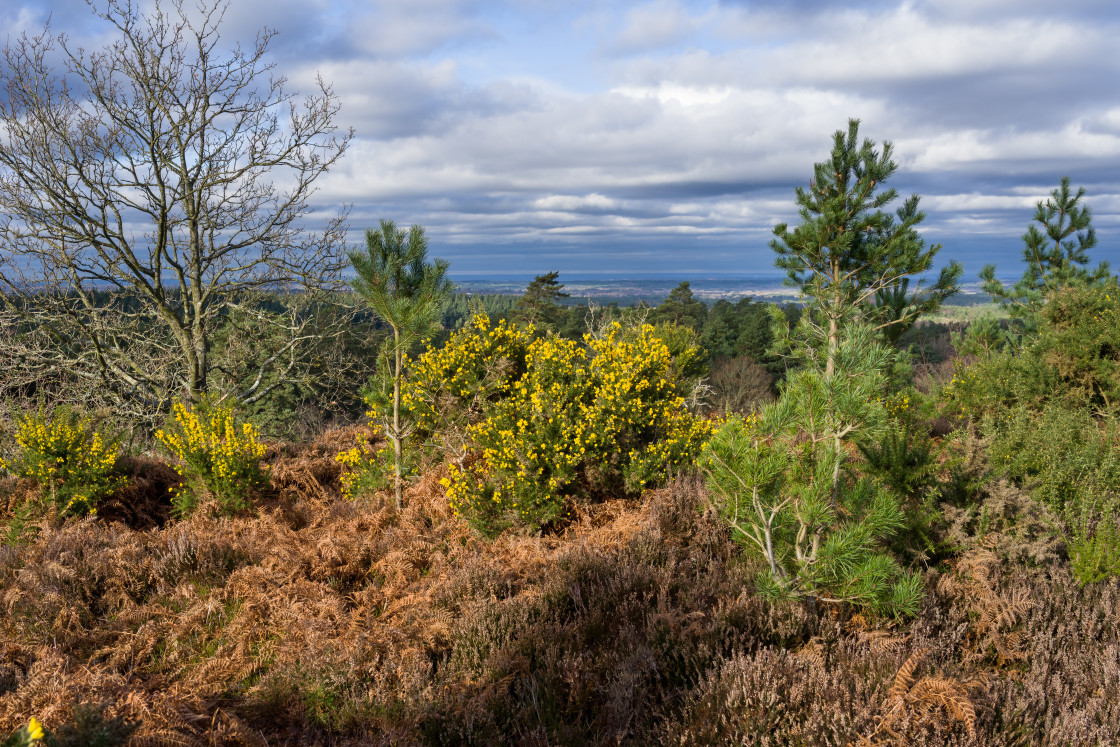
[
  {"xmin": 651, "ymin": 281, "xmax": 707, "ymax": 329},
  {"xmin": 428, "ymin": 316, "xmax": 715, "ymax": 535},
  {"xmin": 348, "ymin": 221, "xmax": 454, "ymax": 348},
  {"xmin": 404, "ymin": 314, "xmax": 535, "ymax": 466},
  {"xmin": 2, "ymin": 501, "xmax": 40, "ymax": 547},
  {"xmin": 944, "ymin": 283, "xmax": 1120, "ymax": 419},
  {"xmin": 514, "ymin": 271, "xmax": 570, "ymax": 329},
  {"xmin": 980, "ymin": 177, "xmax": 1111, "ymax": 322},
  {"xmin": 334, "ymin": 428, "xmax": 394, "ymax": 501},
  {"xmin": 704, "ymin": 412, "xmax": 920, "ymax": 618},
  {"xmin": 42, "ymin": 703, "xmax": 137, "ymax": 747},
  {"xmin": 0, "ymin": 407, "xmax": 122, "ymax": 517},
  {"xmin": 770, "ymin": 118, "xmax": 961, "ymax": 361},
  {"xmin": 349, "ymin": 220, "xmax": 455, "ymax": 507},
  {"xmin": 155, "ymin": 400, "xmax": 267, "ymax": 517},
  {"xmin": 857, "ymin": 390, "xmax": 947, "ymax": 563},
  {"xmin": 987, "ymin": 406, "xmax": 1120, "ymax": 513},
  {"xmin": 223, "ymin": 297, "xmax": 380, "ymax": 440},
  {"xmin": 441, "ymin": 292, "xmax": 519, "ymax": 330},
  {"xmin": 858, "ymin": 420, "xmax": 934, "ymax": 500},
  {"xmin": 1, "ymin": 718, "xmax": 42, "ymax": 746},
  {"xmin": 1070, "ymin": 501, "xmax": 1120, "ymax": 586},
  {"xmin": 949, "ymin": 311, "xmax": 1017, "ymax": 356},
  {"xmin": 980, "ymin": 405, "xmax": 1120, "ymax": 582},
  {"xmin": 705, "ymin": 324, "xmax": 920, "ymax": 617}
]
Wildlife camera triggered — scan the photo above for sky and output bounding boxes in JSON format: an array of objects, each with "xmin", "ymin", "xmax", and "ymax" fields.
[{"xmin": 4, "ymin": 0, "xmax": 1120, "ymax": 281}]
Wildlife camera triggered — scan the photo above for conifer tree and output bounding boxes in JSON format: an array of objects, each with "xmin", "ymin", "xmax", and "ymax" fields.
[
  {"xmin": 980, "ymin": 177, "xmax": 1111, "ymax": 321},
  {"xmin": 349, "ymin": 220, "xmax": 453, "ymax": 507},
  {"xmin": 651, "ymin": 281, "xmax": 707, "ymax": 329},
  {"xmin": 515, "ymin": 271, "xmax": 570, "ymax": 328},
  {"xmin": 771, "ymin": 119, "xmax": 961, "ymax": 370},
  {"xmin": 704, "ymin": 324, "xmax": 921, "ymax": 617}
]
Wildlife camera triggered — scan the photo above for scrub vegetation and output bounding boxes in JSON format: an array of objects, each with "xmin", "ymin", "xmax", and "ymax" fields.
[{"xmin": 1, "ymin": 2, "xmax": 1118, "ymax": 744}]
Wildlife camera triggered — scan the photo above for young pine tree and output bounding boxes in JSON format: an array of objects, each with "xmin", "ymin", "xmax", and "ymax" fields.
[
  {"xmin": 771, "ymin": 119, "xmax": 961, "ymax": 369},
  {"xmin": 702, "ymin": 119, "xmax": 946, "ymax": 617},
  {"xmin": 980, "ymin": 177, "xmax": 1111, "ymax": 323},
  {"xmin": 704, "ymin": 325, "xmax": 922, "ymax": 617},
  {"xmin": 349, "ymin": 220, "xmax": 454, "ymax": 507}
]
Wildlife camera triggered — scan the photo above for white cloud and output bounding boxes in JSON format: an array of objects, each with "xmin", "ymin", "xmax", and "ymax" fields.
[
  {"xmin": 533, "ymin": 193, "xmax": 622, "ymax": 210},
  {"xmin": 4, "ymin": 0, "xmax": 1117, "ymax": 274},
  {"xmin": 605, "ymin": 0, "xmax": 699, "ymax": 55}
]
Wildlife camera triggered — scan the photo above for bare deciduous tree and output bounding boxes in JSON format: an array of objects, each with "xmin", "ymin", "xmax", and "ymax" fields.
[{"xmin": 0, "ymin": 0, "xmax": 353, "ymax": 425}]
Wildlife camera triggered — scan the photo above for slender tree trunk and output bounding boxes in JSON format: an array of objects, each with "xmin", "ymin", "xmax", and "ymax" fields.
[
  {"xmin": 392, "ymin": 325, "xmax": 403, "ymax": 508},
  {"xmin": 826, "ymin": 264, "xmax": 842, "ymax": 506}
]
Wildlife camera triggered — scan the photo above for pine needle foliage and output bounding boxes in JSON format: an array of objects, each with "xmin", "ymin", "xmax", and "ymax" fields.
[
  {"xmin": 704, "ymin": 327, "xmax": 922, "ymax": 617},
  {"xmin": 980, "ymin": 177, "xmax": 1111, "ymax": 323},
  {"xmin": 348, "ymin": 220, "xmax": 454, "ymax": 507},
  {"xmin": 770, "ymin": 118, "xmax": 961, "ymax": 367}
]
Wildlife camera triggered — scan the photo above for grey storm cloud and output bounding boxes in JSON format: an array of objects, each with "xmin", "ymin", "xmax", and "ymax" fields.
[{"xmin": 4, "ymin": 0, "xmax": 1119, "ymax": 278}]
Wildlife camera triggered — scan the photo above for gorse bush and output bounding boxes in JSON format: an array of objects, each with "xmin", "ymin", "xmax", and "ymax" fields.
[
  {"xmin": 156, "ymin": 401, "xmax": 266, "ymax": 516},
  {"xmin": 405, "ymin": 313, "xmax": 535, "ymax": 462},
  {"xmin": 332, "ymin": 315, "xmax": 536, "ymax": 504},
  {"xmin": 0, "ymin": 407, "xmax": 120, "ymax": 517},
  {"xmin": 983, "ymin": 405, "xmax": 1120, "ymax": 583},
  {"xmin": 421, "ymin": 316, "xmax": 714, "ymax": 534},
  {"xmin": 333, "ymin": 427, "xmax": 391, "ymax": 501},
  {"xmin": 944, "ymin": 283, "xmax": 1120, "ymax": 420}
]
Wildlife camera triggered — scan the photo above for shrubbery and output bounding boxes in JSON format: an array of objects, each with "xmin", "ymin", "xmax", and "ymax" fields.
[
  {"xmin": 944, "ymin": 283, "xmax": 1120, "ymax": 418},
  {"xmin": 981, "ymin": 405, "xmax": 1120, "ymax": 583},
  {"xmin": 155, "ymin": 401, "xmax": 267, "ymax": 516},
  {"xmin": 0, "ymin": 407, "xmax": 121, "ymax": 517},
  {"xmin": 703, "ymin": 329, "xmax": 922, "ymax": 618},
  {"xmin": 406, "ymin": 315, "xmax": 714, "ymax": 534},
  {"xmin": 941, "ymin": 284, "xmax": 1120, "ymax": 584}
]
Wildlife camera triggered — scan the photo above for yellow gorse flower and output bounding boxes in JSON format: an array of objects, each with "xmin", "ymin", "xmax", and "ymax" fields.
[
  {"xmin": 26, "ymin": 717, "xmax": 44, "ymax": 741},
  {"xmin": 433, "ymin": 316, "xmax": 715, "ymax": 532},
  {"xmin": 156, "ymin": 401, "xmax": 265, "ymax": 515},
  {"xmin": 8, "ymin": 408, "xmax": 120, "ymax": 516}
]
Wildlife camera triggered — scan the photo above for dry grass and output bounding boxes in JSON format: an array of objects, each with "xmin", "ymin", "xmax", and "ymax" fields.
[{"xmin": 1, "ymin": 427, "xmax": 1118, "ymax": 745}]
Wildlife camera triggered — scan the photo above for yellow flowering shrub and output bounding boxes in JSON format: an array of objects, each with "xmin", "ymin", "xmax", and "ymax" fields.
[
  {"xmin": 406, "ymin": 314, "xmax": 535, "ymax": 454},
  {"xmin": 333, "ymin": 422, "xmax": 392, "ymax": 500},
  {"xmin": 432, "ymin": 318, "xmax": 715, "ymax": 535},
  {"xmin": 0, "ymin": 407, "xmax": 121, "ymax": 517},
  {"xmin": 335, "ymin": 315, "xmax": 535, "ymax": 502},
  {"xmin": 156, "ymin": 401, "xmax": 267, "ymax": 516}
]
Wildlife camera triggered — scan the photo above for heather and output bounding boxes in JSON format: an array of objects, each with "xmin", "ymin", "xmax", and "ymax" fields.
[{"xmin": 1, "ymin": 460, "xmax": 1118, "ymax": 745}]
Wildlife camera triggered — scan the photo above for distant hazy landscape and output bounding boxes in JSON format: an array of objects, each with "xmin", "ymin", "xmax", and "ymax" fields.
[{"xmin": 453, "ymin": 273, "xmax": 1001, "ymax": 307}]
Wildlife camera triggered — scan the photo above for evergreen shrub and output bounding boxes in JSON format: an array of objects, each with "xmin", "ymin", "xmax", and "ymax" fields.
[
  {"xmin": 985, "ymin": 405, "xmax": 1120, "ymax": 582},
  {"xmin": 944, "ymin": 283, "xmax": 1120, "ymax": 419},
  {"xmin": 156, "ymin": 401, "xmax": 267, "ymax": 516},
  {"xmin": 0, "ymin": 407, "xmax": 121, "ymax": 517},
  {"xmin": 410, "ymin": 315, "xmax": 714, "ymax": 535}
]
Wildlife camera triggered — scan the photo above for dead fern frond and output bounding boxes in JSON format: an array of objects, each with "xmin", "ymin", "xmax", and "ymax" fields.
[
  {"xmin": 886, "ymin": 648, "xmax": 925, "ymax": 711},
  {"xmin": 128, "ymin": 731, "xmax": 205, "ymax": 747},
  {"xmin": 907, "ymin": 676, "xmax": 978, "ymax": 738}
]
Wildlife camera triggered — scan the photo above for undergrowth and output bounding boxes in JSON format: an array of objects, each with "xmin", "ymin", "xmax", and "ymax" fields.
[{"xmin": 1, "ymin": 431, "xmax": 1117, "ymax": 745}]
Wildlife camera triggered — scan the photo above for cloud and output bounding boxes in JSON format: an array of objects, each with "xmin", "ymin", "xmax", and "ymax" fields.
[
  {"xmin": 603, "ymin": 0, "xmax": 700, "ymax": 56},
  {"xmin": 1, "ymin": 0, "xmax": 1116, "ymax": 277}
]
